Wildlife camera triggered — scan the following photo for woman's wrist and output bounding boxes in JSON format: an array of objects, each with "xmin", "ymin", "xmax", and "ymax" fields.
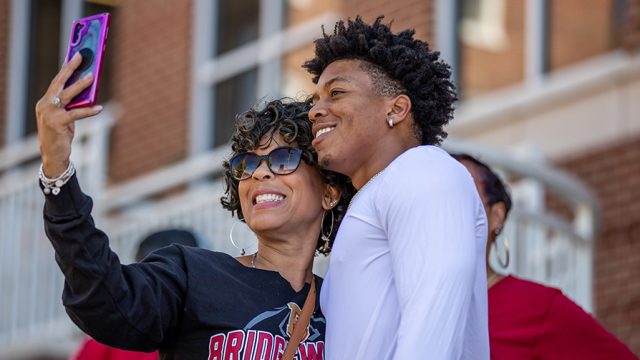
[
  {"xmin": 41, "ymin": 159, "xmax": 70, "ymax": 178},
  {"xmin": 39, "ymin": 161, "xmax": 75, "ymax": 195}
]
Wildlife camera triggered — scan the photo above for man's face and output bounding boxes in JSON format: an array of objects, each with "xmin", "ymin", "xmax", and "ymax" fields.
[{"xmin": 309, "ymin": 59, "xmax": 391, "ymax": 179}]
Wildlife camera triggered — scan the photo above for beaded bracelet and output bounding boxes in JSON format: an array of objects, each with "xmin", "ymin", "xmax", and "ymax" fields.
[{"xmin": 39, "ymin": 161, "xmax": 75, "ymax": 195}]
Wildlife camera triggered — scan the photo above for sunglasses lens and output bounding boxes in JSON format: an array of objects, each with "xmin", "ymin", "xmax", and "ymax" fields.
[
  {"xmin": 230, "ymin": 153, "xmax": 260, "ymax": 180},
  {"xmin": 231, "ymin": 147, "xmax": 304, "ymax": 180},
  {"xmin": 269, "ymin": 147, "xmax": 303, "ymax": 175}
]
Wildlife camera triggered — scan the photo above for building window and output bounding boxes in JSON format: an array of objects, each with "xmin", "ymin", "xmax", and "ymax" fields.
[
  {"xmin": 24, "ymin": 0, "xmax": 62, "ymax": 136},
  {"xmin": 84, "ymin": 0, "xmax": 118, "ymax": 104},
  {"xmin": 546, "ymin": 0, "xmax": 623, "ymax": 71},
  {"xmin": 456, "ymin": 0, "xmax": 525, "ymax": 99},
  {"xmin": 214, "ymin": 69, "xmax": 258, "ymax": 146},
  {"xmin": 459, "ymin": 0, "xmax": 508, "ymax": 51},
  {"xmin": 281, "ymin": 0, "xmax": 336, "ymax": 99},
  {"xmin": 212, "ymin": 0, "xmax": 260, "ymax": 147},
  {"xmin": 20, "ymin": 0, "xmax": 117, "ymax": 139},
  {"xmin": 450, "ymin": 0, "xmax": 626, "ymax": 100},
  {"xmin": 217, "ymin": 0, "xmax": 260, "ymax": 53},
  {"xmin": 192, "ymin": 0, "xmax": 335, "ymax": 152}
]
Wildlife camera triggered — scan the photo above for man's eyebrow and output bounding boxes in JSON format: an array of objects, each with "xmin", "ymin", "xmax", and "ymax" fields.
[
  {"xmin": 323, "ymin": 76, "xmax": 351, "ymax": 88},
  {"xmin": 311, "ymin": 76, "xmax": 352, "ymax": 102}
]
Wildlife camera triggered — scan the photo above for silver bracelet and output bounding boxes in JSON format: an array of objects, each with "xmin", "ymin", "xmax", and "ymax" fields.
[{"xmin": 39, "ymin": 161, "xmax": 76, "ymax": 196}]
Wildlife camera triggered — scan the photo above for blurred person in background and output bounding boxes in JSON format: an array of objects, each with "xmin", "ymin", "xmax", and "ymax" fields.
[
  {"xmin": 453, "ymin": 153, "xmax": 638, "ymax": 359},
  {"xmin": 36, "ymin": 53, "xmax": 353, "ymax": 359},
  {"xmin": 72, "ymin": 229, "xmax": 199, "ymax": 360}
]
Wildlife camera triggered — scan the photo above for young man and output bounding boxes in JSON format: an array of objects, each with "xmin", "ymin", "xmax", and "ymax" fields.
[{"xmin": 305, "ymin": 17, "xmax": 490, "ymax": 358}]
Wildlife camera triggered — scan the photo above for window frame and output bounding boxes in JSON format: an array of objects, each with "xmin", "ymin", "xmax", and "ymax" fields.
[
  {"xmin": 436, "ymin": 0, "xmax": 547, "ymax": 93},
  {"xmin": 189, "ymin": 0, "xmax": 338, "ymax": 154},
  {"xmin": 4, "ymin": 0, "xmax": 84, "ymax": 145}
]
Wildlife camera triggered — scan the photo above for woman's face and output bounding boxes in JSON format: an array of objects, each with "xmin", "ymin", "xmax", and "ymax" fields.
[{"xmin": 237, "ymin": 133, "xmax": 328, "ymax": 241}]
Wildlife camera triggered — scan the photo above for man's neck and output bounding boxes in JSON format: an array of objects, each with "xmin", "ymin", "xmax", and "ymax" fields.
[{"xmin": 351, "ymin": 140, "xmax": 419, "ymax": 189}]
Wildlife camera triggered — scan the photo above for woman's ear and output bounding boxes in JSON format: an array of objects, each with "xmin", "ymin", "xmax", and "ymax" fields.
[
  {"xmin": 489, "ymin": 202, "xmax": 507, "ymax": 235},
  {"xmin": 322, "ymin": 184, "xmax": 341, "ymax": 210}
]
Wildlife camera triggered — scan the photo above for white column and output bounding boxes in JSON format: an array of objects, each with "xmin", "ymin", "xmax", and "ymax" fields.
[
  {"xmin": 435, "ymin": 0, "xmax": 458, "ymax": 86},
  {"xmin": 189, "ymin": 0, "xmax": 216, "ymax": 154},
  {"xmin": 574, "ymin": 204, "xmax": 595, "ymax": 314},
  {"xmin": 257, "ymin": 0, "xmax": 284, "ymax": 100},
  {"xmin": 59, "ymin": 0, "xmax": 83, "ymax": 65},
  {"xmin": 526, "ymin": 0, "xmax": 547, "ymax": 86},
  {"xmin": 5, "ymin": 0, "xmax": 31, "ymax": 144}
]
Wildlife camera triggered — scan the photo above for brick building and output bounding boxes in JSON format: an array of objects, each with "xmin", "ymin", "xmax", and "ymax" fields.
[{"xmin": 0, "ymin": 0, "xmax": 638, "ymax": 358}]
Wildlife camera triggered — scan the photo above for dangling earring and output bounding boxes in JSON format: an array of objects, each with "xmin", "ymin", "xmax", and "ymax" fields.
[
  {"xmin": 230, "ymin": 219, "xmax": 249, "ymax": 255},
  {"xmin": 493, "ymin": 227, "xmax": 510, "ymax": 269},
  {"xmin": 320, "ymin": 209, "xmax": 335, "ymax": 253},
  {"xmin": 387, "ymin": 116, "xmax": 394, "ymax": 128}
]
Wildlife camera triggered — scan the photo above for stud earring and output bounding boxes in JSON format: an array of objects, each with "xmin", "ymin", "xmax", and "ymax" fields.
[{"xmin": 387, "ymin": 116, "xmax": 394, "ymax": 128}]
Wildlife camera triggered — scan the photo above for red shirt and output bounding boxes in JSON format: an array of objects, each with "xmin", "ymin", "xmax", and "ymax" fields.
[
  {"xmin": 489, "ymin": 275, "xmax": 637, "ymax": 359},
  {"xmin": 72, "ymin": 337, "xmax": 158, "ymax": 360}
]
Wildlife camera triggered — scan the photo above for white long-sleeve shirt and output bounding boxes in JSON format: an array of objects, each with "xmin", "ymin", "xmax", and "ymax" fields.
[{"xmin": 320, "ymin": 146, "xmax": 489, "ymax": 359}]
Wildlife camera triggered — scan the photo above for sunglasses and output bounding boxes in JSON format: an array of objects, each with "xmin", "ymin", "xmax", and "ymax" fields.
[{"xmin": 230, "ymin": 146, "xmax": 311, "ymax": 181}]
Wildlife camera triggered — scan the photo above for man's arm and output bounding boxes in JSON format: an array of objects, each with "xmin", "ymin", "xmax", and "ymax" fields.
[{"xmin": 377, "ymin": 154, "xmax": 489, "ymax": 359}]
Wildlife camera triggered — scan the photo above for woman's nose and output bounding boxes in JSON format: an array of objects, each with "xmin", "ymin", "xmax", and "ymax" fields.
[{"xmin": 251, "ymin": 159, "xmax": 273, "ymax": 180}]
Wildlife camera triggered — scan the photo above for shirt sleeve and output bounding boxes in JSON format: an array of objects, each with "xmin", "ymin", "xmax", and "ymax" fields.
[
  {"xmin": 375, "ymin": 155, "xmax": 489, "ymax": 359},
  {"xmin": 536, "ymin": 291, "xmax": 637, "ymax": 359},
  {"xmin": 42, "ymin": 175, "xmax": 188, "ymax": 352}
]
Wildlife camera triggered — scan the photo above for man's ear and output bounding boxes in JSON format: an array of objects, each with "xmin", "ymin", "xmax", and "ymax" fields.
[
  {"xmin": 387, "ymin": 94, "xmax": 412, "ymax": 126},
  {"xmin": 322, "ymin": 184, "xmax": 341, "ymax": 210}
]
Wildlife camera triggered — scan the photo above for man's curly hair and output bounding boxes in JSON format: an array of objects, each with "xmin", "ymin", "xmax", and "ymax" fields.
[
  {"xmin": 303, "ymin": 16, "xmax": 457, "ymax": 146},
  {"xmin": 220, "ymin": 98, "xmax": 354, "ymax": 254}
]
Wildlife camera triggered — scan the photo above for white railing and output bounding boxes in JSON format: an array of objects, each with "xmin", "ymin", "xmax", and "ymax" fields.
[
  {"xmin": 0, "ymin": 123, "xmax": 599, "ymax": 357},
  {"xmin": 0, "ymin": 107, "xmax": 115, "ymax": 354}
]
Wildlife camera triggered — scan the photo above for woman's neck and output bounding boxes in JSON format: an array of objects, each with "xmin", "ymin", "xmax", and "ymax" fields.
[
  {"xmin": 487, "ymin": 268, "xmax": 504, "ymax": 288},
  {"xmin": 253, "ymin": 241, "xmax": 315, "ymax": 291}
]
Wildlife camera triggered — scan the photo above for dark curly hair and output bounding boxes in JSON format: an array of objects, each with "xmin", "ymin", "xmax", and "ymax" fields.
[
  {"xmin": 451, "ymin": 153, "xmax": 512, "ymax": 218},
  {"xmin": 303, "ymin": 16, "xmax": 457, "ymax": 146},
  {"xmin": 220, "ymin": 98, "xmax": 355, "ymax": 254}
]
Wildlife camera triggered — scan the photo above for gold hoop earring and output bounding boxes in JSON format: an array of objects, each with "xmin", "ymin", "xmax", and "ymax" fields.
[
  {"xmin": 387, "ymin": 116, "xmax": 394, "ymax": 128},
  {"xmin": 320, "ymin": 210, "xmax": 335, "ymax": 253},
  {"xmin": 493, "ymin": 228, "xmax": 510, "ymax": 269}
]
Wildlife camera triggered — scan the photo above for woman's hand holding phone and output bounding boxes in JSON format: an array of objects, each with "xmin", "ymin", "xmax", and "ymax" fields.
[
  {"xmin": 36, "ymin": 12, "xmax": 109, "ymax": 178},
  {"xmin": 35, "ymin": 52, "xmax": 103, "ymax": 178}
]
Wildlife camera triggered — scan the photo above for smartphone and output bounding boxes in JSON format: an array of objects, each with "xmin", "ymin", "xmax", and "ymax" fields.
[{"xmin": 63, "ymin": 13, "xmax": 110, "ymax": 109}]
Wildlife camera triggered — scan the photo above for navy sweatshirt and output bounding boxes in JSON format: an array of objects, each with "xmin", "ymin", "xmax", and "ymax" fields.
[{"xmin": 42, "ymin": 175, "xmax": 325, "ymax": 359}]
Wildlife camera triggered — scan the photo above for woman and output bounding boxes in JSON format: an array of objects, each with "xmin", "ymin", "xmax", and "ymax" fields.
[
  {"xmin": 36, "ymin": 54, "xmax": 352, "ymax": 359},
  {"xmin": 453, "ymin": 153, "xmax": 637, "ymax": 359}
]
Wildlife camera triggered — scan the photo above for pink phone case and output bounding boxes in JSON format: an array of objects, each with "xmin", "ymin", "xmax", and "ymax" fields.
[{"xmin": 64, "ymin": 13, "xmax": 110, "ymax": 109}]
